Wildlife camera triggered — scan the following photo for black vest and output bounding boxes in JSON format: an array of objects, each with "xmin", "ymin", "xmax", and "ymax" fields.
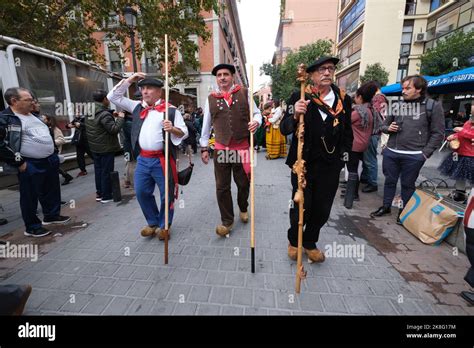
[{"xmin": 130, "ymin": 103, "xmax": 178, "ymax": 160}]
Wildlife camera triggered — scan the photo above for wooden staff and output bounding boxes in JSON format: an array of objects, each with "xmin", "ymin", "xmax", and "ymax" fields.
[
  {"xmin": 249, "ymin": 65, "xmax": 256, "ymax": 273},
  {"xmin": 164, "ymin": 34, "xmax": 170, "ymax": 265},
  {"xmin": 293, "ymin": 63, "xmax": 308, "ymax": 293}
]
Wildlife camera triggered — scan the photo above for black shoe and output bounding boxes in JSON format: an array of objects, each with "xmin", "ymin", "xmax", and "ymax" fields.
[
  {"xmin": 461, "ymin": 291, "xmax": 474, "ymax": 305},
  {"xmin": 0, "ymin": 218, "xmax": 7, "ymax": 226},
  {"xmin": 453, "ymin": 190, "xmax": 467, "ymax": 202},
  {"xmin": 370, "ymin": 206, "xmax": 391, "ymax": 218},
  {"xmin": 362, "ymin": 184, "xmax": 378, "ymax": 193},
  {"xmin": 360, "ymin": 178, "xmax": 369, "ymax": 184},
  {"xmin": 43, "ymin": 215, "xmax": 71, "ymax": 225},
  {"xmin": 62, "ymin": 175, "xmax": 73, "ymax": 186},
  {"xmin": 24, "ymin": 227, "xmax": 51, "ymax": 237}
]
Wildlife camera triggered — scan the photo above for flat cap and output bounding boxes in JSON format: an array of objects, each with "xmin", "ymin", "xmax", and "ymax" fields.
[
  {"xmin": 212, "ymin": 64, "xmax": 236, "ymax": 76},
  {"xmin": 306, "ymin": 56, "xmax": 339, "ymax": 73},
  {"xmin": 137, "ymin": 78, "xmax": 164, "ymax": 88}
]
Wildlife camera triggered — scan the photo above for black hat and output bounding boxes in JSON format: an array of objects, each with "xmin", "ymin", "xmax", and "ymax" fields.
[
  {"xmin": 137, "ymin": 78, "xmax": 164, "ymax": 88},
  {"xmin": 212, "ymin": 64, "xmax": 236, "ymax": 76},
  {"xmin": 306, "ymin": 56, "xmax": 339, "ymax": 73}
]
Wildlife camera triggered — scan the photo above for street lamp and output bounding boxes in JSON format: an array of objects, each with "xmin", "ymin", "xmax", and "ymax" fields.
[{"xmin": 123, "ymin": 5, "xmax": 138, "ymax": 74}]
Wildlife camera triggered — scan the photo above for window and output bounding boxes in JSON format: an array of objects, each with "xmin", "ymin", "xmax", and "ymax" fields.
[
  {"xmin": 430, "ymin": 0, "xmax": 449, "ymax": 12},
  {"xmin": 396, "ymin": 68, "xmax": 408, "ymax": 82},
  {"xmin": 142, "ymin": 51, "xmax": 159, "ymax": 74},
  {"xmin": 338, "ymin": 31, "xmax": 362, "ymax": 67},
  {"xmin": 178, "ymin": 35, "xmax": 199, "ymax": 63},
  {"xmin": 400, "ymin": 44, "xmax": 411, "ymax": 56},
  {"xmin": 405, "ymin": 0, "xmax": 416, "ymax": 15},
  {"xmin": 105, "ymin": 13, "xmax": 120, "ymax": 28},
  {"xmin": 108, "ymin": 46, "xmax": 122, "ymax": 72},
  {"xmin": 336, "ymin": 68, "xmax": 360, "ymax": 95},
  {"xmin": 339, "ymin": 0, "xmax": 365, "ymax": 41},
  {"xmin": 458, "ymin": 8, "xmax": 472, "ymax": 27},
  {"xmin": 435, "ymin": 8, "xmax": 460, "ymax": 38},
  {"xmin": 184, "ymin": 88, "xmax": 197, "ymax": 96}
]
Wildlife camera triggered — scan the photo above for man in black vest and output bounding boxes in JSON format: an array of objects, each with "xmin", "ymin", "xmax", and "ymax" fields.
[
  {"xmin": 107, "ymin": 73, "xmax": 188, "ymax": 239},
  {"xmin": 280, "ymin": 56, "xmax": 353, "ymax": 263},
  {"xmin": 199, "ymin": 64, "xmax": 261, "ymax": 237}
]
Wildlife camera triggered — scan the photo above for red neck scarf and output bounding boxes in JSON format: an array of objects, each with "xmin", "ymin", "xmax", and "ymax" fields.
[
  {"xmin": 211, "ymin": 84, "xmax": 242, "ymax": 106},
  {"xmin": 140, "ymin": 100, "xmax": 172, "ymax": 120}
]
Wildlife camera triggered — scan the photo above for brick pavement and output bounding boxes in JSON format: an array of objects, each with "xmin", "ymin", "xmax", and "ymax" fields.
[{"xmin": 0, "ymin": 149, "xmax": 472, "ymax": 315}]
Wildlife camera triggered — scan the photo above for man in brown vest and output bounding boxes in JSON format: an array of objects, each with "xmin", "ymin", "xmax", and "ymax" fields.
[{"xmin": 200, "ymin": 64, "xmax": 262, "ymax": 237}]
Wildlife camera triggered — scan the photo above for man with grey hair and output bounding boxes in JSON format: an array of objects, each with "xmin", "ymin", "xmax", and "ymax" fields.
[{"xmin": 0, "ymin": 87, "xmax": 70, "ymax": 237}]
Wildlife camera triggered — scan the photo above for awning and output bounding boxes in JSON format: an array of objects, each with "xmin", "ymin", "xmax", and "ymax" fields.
[{"xmin": 381, "ymin": 66, "xmax": 474, "ymax": 96}]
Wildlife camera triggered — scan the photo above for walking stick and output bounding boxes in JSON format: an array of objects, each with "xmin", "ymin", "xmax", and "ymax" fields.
[
  {"xmin": 164, "ymin": 34, "xmax": 170, "ymax": 265},
  {"xmin": 249, "ymin": 65, "xmax": 256, "ymax": 273},
  {"xmin": 294, "ymin": 64, "xmax": 308, "ymax": 293}
]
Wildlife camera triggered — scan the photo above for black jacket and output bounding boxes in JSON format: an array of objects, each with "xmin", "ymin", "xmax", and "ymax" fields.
[
  {"xmin": 0, "ymin": 107, "xmax": 26, "ymax": 167},
  {"xmin": 280, "ymin": 84, "xmax": 353, "ymax": 167},
  {"xmin": 85, "ymin": 103, "xmax": 124, "ymax": 154}
]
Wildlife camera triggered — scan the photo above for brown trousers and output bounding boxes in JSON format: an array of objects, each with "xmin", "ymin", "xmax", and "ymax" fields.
[{"xmin": 213, "ymin": 149, "xmax": 249, "ymax": 226}]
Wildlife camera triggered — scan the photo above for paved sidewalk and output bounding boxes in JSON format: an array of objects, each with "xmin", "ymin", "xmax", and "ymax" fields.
[{"xmin": 0, "ymin": 149, "xmax": 472, "ymax": 315}]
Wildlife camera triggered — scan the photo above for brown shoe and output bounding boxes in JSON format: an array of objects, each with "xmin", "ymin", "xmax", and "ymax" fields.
[
  {"xmin": 287, "ymin": 245, "xmax": 297, "ymax": 260},
  {"xmin": 216, "ymin": 223, "xmax": 233, "ymax": 237},
  {"xmin": 305, "ymin": 248, "xmax": 326, "ymax": 263},
  {"xmin": 239, "ymin": 211, "xmax": 249, "ymax": 223},
  {"xmin": 140, "ymin": 225, "xmax": 157, "ymax": 237},
  {"xmin": 157, "ymin": 227, "xmax": 170, "ymax": 241},
  {"xmin": 12, "ymin": 284, "xmax": 32, "ymax": 315}
]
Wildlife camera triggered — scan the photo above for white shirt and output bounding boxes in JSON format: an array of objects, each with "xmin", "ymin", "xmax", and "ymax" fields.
[
  {"xmin": 15, "ymin": 113, "xmax": 54, "ymax": 159},
  {"xmin": 199, "ymin": 85, "xmax": 262, "ymax": 147},
  {"xmin": 269, "ymin": 106, "xmax": 283, "ymax": 124},
  {"xmin": 107, "ymin": 80, "xmax": 188, "ymax": 151},
  {"xmin": 318, "ymin": 89, "xmax": 335, "ymax": 121}
]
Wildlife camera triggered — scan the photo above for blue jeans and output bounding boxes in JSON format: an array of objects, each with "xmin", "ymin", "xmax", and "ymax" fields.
[
  {"xmin": 134, "ymin": 155, "xmax": 174, "ymax": 228},
  {"xmin": 361, "ymin": 135, "xmax": 379, "ymax": 186},
  {"xmin": 93, "ymin": 152, "xmax": 115, "ymax": 200},
  {"xmin": 18, "ymin": 154, "xmax": 61, "ymax": 231},
  {"xmin": 382, "ymin": 148, "xmax": 425, "ymax": 208}
]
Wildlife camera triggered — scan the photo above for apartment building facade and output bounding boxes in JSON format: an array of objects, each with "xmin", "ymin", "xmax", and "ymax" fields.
[
  {"xmin": 273, "ymin": 0, "xmax": 339, "ymax": 64},
  {"xmin": 335, "ymin": 0, "xmax": 473, "ymax": 94},
  {"xmin": 91, "ymin": 0, "xmax": 247, "ymax": 108}
]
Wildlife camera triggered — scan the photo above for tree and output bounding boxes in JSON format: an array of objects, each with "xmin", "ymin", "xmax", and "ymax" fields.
[
  {"xmin": 360, "ymin": 63, "xmax": 389, "ymax": 86},
  {"xmin": 420, "ymin": 30, "xmax": 474, "ymax": 76},
  {"xmin": 261, "ymin": 40, "xmax": 333, "ymax": 102},
  {"xmin": 0, "ymin": 0, "xmax": 220, "ymax": 83}
]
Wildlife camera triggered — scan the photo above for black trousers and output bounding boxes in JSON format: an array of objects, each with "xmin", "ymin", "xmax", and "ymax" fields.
[
  {"xmin": 76, "ymin": 143, "xmax": 93, "ymax": 172},
  {"xmin": 288, "ymin": 159, "xmax": 343, "ymax": 249},
  {"xmin": 347, "ymin": 151, "xmax": 364, "ymax": 174},
  {"xmin": 465, "ymin": 226, "xmax": 474, "ymax": 287},
  {"xmin": 93, "ymin": 152, "xmax": 115, "ymax": 200},
  {"xmin": 18, "ymin": 154, "xmax": 61, "ymax": 231}
]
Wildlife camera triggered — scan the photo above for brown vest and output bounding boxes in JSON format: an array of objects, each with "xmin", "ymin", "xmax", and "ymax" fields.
[{"xmin": 208, "ymin": 87, "xmax": 250, "ymax": 146}]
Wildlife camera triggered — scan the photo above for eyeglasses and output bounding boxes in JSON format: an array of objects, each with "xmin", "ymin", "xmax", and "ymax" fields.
[
  {"xmin": 17, "ymin": 98, "xmax": 34, "ymax": 102},
  {"xmin": 317, "ymin": 66, "xmax": 336, "ymax": 73}
]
